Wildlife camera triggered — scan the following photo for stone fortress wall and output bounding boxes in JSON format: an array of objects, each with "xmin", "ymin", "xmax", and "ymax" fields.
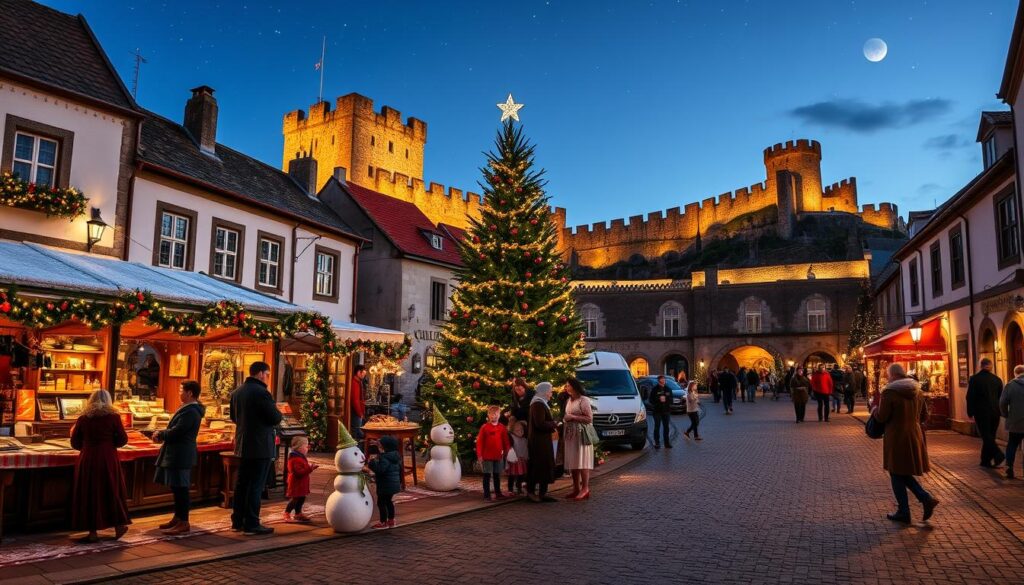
[{"xmin": 283, "ymin": 97, "xmax": 898, "ymax": 268}]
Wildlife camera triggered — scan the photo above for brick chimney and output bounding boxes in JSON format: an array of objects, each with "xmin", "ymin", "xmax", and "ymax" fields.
[
  {"xmin": 333, "ymin": 166, "xmax": 347, "ymax": 184},
  {"xmin": 288, "ymin": 155, "xmax": 318, "ymax": 195},
  {"xmin": 183, "ymin": 86, "xmax": 218, "ymax": 155}
]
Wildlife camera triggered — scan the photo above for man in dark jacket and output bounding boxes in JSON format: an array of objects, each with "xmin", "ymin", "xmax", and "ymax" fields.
[
  {"xmin": 230, "ymin": 361, "xmax": 283, "ymax": 535},
  {"xmin": 718, "ymin": 368, "xmax": 737, "ymax": 414},
  {"xmin": 737, "ymin": 367, "xmax": 748, "ymax": 402},
  {"xmin": 967, "ymin": 358, "xmax": 1005, "ymax": 468},
  {"xmin": 648, "ymin": 375, "xmax": 673, "ymax": 449},
  {"xmin": 745, "ymin": 368, "xmax": 760, "ymax": 403},
  {"xmin": 829, "ymin": 365, "xmax": 845, "ymax": 413}
]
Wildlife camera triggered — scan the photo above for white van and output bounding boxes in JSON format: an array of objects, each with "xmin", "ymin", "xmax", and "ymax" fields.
[{"xmin": 576, "ymin": 351, "xmax": 648, "ymax": 450}]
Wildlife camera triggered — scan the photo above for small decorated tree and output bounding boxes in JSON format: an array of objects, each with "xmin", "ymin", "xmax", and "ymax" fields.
[
  {"xmin": 299, "ymin": 355, "xmax": 329, "ymax": 451},
  {"xmin": 422, "ymin": 117, "xmax": 588, "ymax": 458},
  {"xmin": 847, "ymin": 279, "xmax": 884, "ymax": 359}
]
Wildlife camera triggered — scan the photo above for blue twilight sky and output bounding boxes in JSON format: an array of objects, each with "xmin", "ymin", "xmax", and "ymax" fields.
[{"xmin": 46, "ymin": 0, "xmax": 1017, "ymax": 227}]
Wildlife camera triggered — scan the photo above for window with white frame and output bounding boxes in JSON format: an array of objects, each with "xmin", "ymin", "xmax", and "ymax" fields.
[
  {"xmin": 158, "ymin": 212, "xmax": 190, "ymax": 269},
  {"xmin": 212, "ymin": 226, "xmax": 239, "ymax": 280},
  {"xmin": 581, "ymin": 304, "xmax": 601, "ymax": 339},
  {"xmin": 744, "ymin": 299, "xmax": 762, "ymax": 333},
  {"xmin": 807, "ymin": 298, "xmax": 826, "ymax": 332},
  {"xmin": 315, "ymin": 251, "xmax": 336, "ymax": 297},
  {"xmin": 258, "ymin": 238, "xmax": 281, "ymax": 289},
  {"xmin": 11, "ymin": 132, "xmax": 58, "ymax": 187},
  {"xmin": 661, "ymin": 303, "xmax": 682, "ymax": 337}
]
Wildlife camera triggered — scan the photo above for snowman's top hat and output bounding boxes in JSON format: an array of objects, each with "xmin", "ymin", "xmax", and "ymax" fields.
[
  {"xmin": 431, "ymin": 405, "xmax": 450, "ymax": 428},
  {"xmin": 337, "ymin": 422, "xmax": 358, "ymax": 449}
]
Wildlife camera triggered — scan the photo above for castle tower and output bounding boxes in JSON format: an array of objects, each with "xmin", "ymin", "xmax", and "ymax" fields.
[
  {"xmin": 282, "ymin": 93, "xmax": 427, "ymax": 193},
  {"xmin": 763, "ymin": 139, "xmax": 823, "ymax": 213}
]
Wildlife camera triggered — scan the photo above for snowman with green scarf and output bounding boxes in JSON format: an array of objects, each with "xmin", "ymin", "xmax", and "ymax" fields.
[
  {"xmin": 325, "ymin": 423, "xmax": 373, "ymax": 532},
  {"xmin": 424, "ymin": 405, "xmax": 461, "ymax": 491}
]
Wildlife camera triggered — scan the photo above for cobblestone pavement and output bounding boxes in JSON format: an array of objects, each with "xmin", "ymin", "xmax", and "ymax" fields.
[{"xmin": 110, "ymin": 400, "xmax": 1024, "ymax": 585}]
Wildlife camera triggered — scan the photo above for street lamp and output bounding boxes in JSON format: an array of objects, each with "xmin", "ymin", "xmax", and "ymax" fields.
[
  {"xmin": 787, "ymin": 359, "xmax": 795, "ymax": 368},
  {"xmin": 86, "ymin": 208, "xmax": 108, "ymax": 252},
  {"xmin": 699, "ymin": 360, "xmax": 705, "ymax": 370},
  {"xmin": 909, "ymin": 322, "xmax": 922, "ymax": 345}
]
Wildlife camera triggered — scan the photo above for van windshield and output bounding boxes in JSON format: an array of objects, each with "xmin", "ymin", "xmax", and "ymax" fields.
[{"xmin": 576, "ymin": 370, "xmax": 639, "ymax": 397}]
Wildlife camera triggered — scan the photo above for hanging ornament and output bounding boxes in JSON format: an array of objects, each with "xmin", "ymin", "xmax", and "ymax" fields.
[
  {"xmin": 530, "ymin": 218, "xmax": 538, "ymax": 225},
  {"xmin": 521, "ymin": 303, "xmax": 529, "ymax": 310},
  {"xmin": 525, "ymin": 271, "xmax": 532, "ymax": 278},
  {"xmin": 516, "ymin": 290, "xmax": 525, "ymax": 297},
  {"xmin": 510, "ymin": 228, "xmax": 519, "ymax": 236},
  {"xmin": 0, "ymin": 302, "xmax": 9, "ymax": 313},
  {"xmin": 519, "ymin": 368, "xmax": 527, "ymax": 376},
  {"xmin": 450, "ymin": 310, "xmax": 460, "ymax": 318},
  {"xmin": 537, "ymin": 320, "xmax": 545, "ymax": 327},
  {"xmin": 435, "ymin": 381, "xmax": 444, "ymax": 389},
  {"xmin": 559, "ymin": 316, "xmax": 568, "ymax": 324},
  {"xmin": 470, "ymin": 319, "xmax": 479, "ymax": 327},
  {"xmin": 472, "ymin": 381, "xmax": 481, "ymax": 390},
  {"xmin": 489, "ymin": 224, "xmax": 497, "ymax": 231},
  {"xmin": 500, "ymin": 200, "xmax": 507, "ymax": 206},
  {"xmin": 501, "ymin": 323, "xmax": 510, "ymax": 331},
  {"xmin": 473, "ymin": 236, "xmax": 480, "ymax": 243},
  {"xmin": 450, "ymin": 347, "xmax": 460, "ymax": 356},
  {"xmin": 534, "ymin": 257, "xmax": 542, "ymax": 264}
]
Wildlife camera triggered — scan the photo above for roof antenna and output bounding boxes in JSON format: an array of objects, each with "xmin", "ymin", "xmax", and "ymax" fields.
[{"xmin": 130, "ymin": 48, "xmax": 147, "ymax": 100}]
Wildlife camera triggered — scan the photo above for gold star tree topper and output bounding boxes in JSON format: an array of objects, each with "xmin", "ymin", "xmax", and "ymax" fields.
[{"xmin": 497, "ymin": 94, "xmax": 524, "ymax": 122}]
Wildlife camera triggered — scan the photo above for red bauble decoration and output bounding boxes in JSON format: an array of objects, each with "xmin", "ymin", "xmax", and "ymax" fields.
[
  {"xmin": 473, "ymin": 236, "xmax": 480, "ymax": 243},
  {"xmin": 466, "ymin": 416, "xmax": 474, "ymax": 423},
  {"xmin": 60, "ymin": 301, "xmax": 68, "ymax": 311},
  {"xmin": 46, "ymin": 302, "xmax": 54, "ymax": 310},
  {"xmin": 249, "ymin": 327, "xmax": 257, "ymax": 336},
  {"xmin": 534, "ymin": 257, "xmax": 542, "ymax": 264},
  {"xmin": 510, "ymin": 228, "xmax": 519, "ymax": 236},
  {"xmin": 500, "ymin": 200, "xmax": 507, "ymax": 206},
  {"xmin": 492, "ymin": 175, "xmax": 501, "ymax": 183},
  {"xmin": 450, "ymin": 310, "xmax": 459, "ymax": 318},
  {"xmin": 479, "ymin": 253, "xmax": 486, "ymax": 260},
  {"xmin": 450, "ymin": 347, "xmax": 460, "ymax": 356},
  {"xmin": 516, "ymin": 290, "xmax": 525, "ymax": 297},
  {"xmin": 523, "ymin": 251, "xmax": 531, "ymax": 258},
  {"xmin": 0, "ymin": 302, "xmax": 9, "ymax": 313},
  {"xmin": 519, "ymin": 368, "xmax": 527, "ymax": 376},
  {"xmin": 516, "ymin": 187, "xmax": 522, "ymax": 193},
  {"xmin": 127, "ymin": 303, "xmax": 135, "ymax": 311},
  {"xmin": 136, "ymin": 292, "xmax": 145, "ymax": 302},
  {"xmin": 521, "ymin": 303, "xmax": 529, "ymax": 310},
  {"xmin": 472, "ymin": 381, "xmax": 481, "ymax": 390},
  {"xmin": 501, "ymin": 323, "xmax": 510, "ymax": 331},
  {"xmin": 435, "ymin": 381, "xmax": 444, "ymax": 389},
  {"xmin": 530, "ymin": 218, "xmax": 538, "ymax": 225},
  {"xmin": 560, "ymin": 277, "xmax": 568, "ymax": 283},
  {"xmin": 462, "ymin": 311, "xmax": 470, "ymax": 318},
  {"xmin": 470, "ymin": 319, "xmax": 479, "ymax": 327},
  {"xmin": 559, "ymin": 316, "xmax": 568, "ymax": 324},
  {"xmin": 537, "ymin": 320, "xmax": 545, "ymax": 327},
  {"xmin": 489, "ymin": 224, "xmax": 497, "ymax": 231}
]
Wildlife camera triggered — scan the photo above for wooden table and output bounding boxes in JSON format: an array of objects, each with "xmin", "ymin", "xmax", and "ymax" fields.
[{"xmin": 361, "ymin": 425, "xmax": 420, "ymax": 489}]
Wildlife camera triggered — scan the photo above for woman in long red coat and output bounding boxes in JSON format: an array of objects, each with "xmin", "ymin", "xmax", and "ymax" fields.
[{"xmin": 70, "ymin": 389, "xmax": 131, "ymax": 543}]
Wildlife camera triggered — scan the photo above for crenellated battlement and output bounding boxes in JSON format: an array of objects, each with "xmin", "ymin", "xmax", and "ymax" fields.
[
  {"xmin": 763, "ymin": 139, "xmax": 821, "ymax": 161},
  {"xmin": 821, "ymin": 177, "xmax": 858, "ymax": 213},
  {"xmin": 283, "ymin": 93, "xmax": 427, "ymax": 141}
]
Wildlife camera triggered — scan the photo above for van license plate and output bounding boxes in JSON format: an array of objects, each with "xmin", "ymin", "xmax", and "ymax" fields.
[{"xmin": 602, "ymin": 429, "xmax": 626, "ymax": 436}]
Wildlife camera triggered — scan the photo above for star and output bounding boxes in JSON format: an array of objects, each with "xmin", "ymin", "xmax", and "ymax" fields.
[{"xmin": 497, "ymin": 94, "xmax": 524, "ymax": 122}]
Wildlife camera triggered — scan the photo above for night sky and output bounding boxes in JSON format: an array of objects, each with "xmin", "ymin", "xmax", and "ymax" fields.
[{"xmin": 46, "ymin": 0, "xmax": 1017, "ymax": 227}]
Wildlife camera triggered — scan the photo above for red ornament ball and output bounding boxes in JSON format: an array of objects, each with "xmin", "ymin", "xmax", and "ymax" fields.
[
  {"xmin": 0, "ymin": 302, "xmax": 10, "ymax": 313},
  {"xmin": 472, "ymin": 381, "xmax": 481, "ymax": 390},
  {"xmin": 450, "ymin": 310, "xmax": 460, "ymax": 318},
  {"xmin": 489, "ymin": 224, "xmax": 497, "ymax": 231},
  {"xmin": 506, "ymin": 178, "xmax": 514, "ymax": 185},
  {"xmin": 136, "ymin": 292, "xmax": 145, "ymax": 302},
  {"xmin": 473, "ymin": 236, "xmax": 480, "ymax": 243},
  {"xmin": 524, "ymin": 251, "xmax": 531, "ymax": 258},
  {"xmin": 561, "ymin": 277, "xmax": 568, "ymax": 283},
  {"xmin": 525, "ymin": 271, "xmax": 532, "ymax": 278},
  {"xmin": 521, "ymin": 303, "xmax": 529, "ymax": 310},
  {"xmin": 510, "ymin": 228, "xmax": 519, "ymax": 236},
  {"xmin": 46, "ymin": 302, "xmax": 54, "ymax": 310},
  {"xmin": 501, "ymin": 323, "xmax": 510, "ymax": 331},
  {"xmin": 520, "ymin": 368, "xmax": 527, "ymax": 376},
  {"xmin": 534, "ymin": 257, "xmax": 542, "ymax": 264},
  {"xmin": 60, "ymin": 301, "xmax": 68, "ymax": 311},
  {"xmin": 530, "ymin": 218, "xmax": 538, "ymax": 225},
  {"xmin": 516, "ymin": 290, "xmax": 525, "ymax": 297},
  {"xmin": 435, "ymin": 381, "xmax": 444, "ymax": 389},
  {"xmin": 450, "ymin": 347, "xmax": 460, "ymax": 356},
  {"xmin": 466, "ymin": 416, "xmax": 474, "ymax": 423},
  {"xmin": 516, "ymin": 187, "xmax": 523, "ymax": 193},
  {"xmin": 500, "ymin": 200, "xmax": 507, "ymax": 206},
  {"xmin": 470, "ymin": 319, "xmax": 479, "ymax": 327},
  {"xmin": 479, "ymin": 253, "xmax": 486, "ymax": 260},
  {"xmin": 537, "ymin": 320, "xmax": 545, "ymax": 327},
  {"xmin": 559, "ymin": 316, "xmax": 568, "ymax": 324}
]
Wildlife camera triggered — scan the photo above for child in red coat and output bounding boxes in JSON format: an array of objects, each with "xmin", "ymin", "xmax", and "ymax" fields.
[
  {"xmin": 476, "ymin": 405, "xmax": 511, "ymax": 501},
  {"xmin": 284, "ymin": 436, "xmax": 319, "ymax": 522}
]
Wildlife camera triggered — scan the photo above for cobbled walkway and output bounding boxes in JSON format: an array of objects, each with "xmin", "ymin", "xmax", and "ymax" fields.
[{"xmin": 110, "ymin": 399, "xmax": 1024, "ymax": 585}]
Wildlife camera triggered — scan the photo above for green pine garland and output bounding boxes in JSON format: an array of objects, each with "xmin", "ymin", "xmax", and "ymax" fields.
[
  {"xmin": 0, "ymin": 172, "xmax": 88, "ymax": 220},
  {"xmin": 420, "ymin": 120, "xmax": 587, "ymax": 460},
  {"xmin": 299, "ymin": 355, "xmax": 329, "ymax": 451}
]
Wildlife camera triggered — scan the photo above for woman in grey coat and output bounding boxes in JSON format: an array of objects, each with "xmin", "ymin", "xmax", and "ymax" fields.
[{"xmin": 154, "ymin": 380, "xmax": 206, "ymax": 534}]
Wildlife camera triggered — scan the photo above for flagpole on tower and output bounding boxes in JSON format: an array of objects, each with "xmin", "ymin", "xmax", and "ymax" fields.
[{"xmin": 317, "ymin": 36, "xmax": 326, "ymax": 103}]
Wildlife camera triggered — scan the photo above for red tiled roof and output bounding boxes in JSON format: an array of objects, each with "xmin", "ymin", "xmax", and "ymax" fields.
[{"xmin": 344, "ymin": 182, "xmax": 464, "ymax": 267}]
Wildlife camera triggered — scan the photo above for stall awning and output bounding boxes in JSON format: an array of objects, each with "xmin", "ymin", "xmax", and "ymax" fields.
[
  {"xmin": 863, "ymin": 318, "xmax": 948, "ymax": 359},
  {"xmin": 281, "ymin": 323, "xmax": 406, "ymax": 353},
  {"xmin": 0, "ymin": 241, "xmax": 299, "ymax": 314}
]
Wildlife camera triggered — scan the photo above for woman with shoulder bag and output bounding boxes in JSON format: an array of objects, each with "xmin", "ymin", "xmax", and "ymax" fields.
[
  {"xmin": 871, "ymin": 363, "xmax": 939, "ymax": 524},
  {"xmin": 790, "ymin": 367, "xmax": 812, "ymax": 423},
  {"xmin": 561, "ymin": 377, "xmax": 595, "ymax": 501}
]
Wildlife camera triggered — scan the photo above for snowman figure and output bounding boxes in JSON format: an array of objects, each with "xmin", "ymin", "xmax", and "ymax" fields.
[
  {"xmin": 325, "ymin": 423, "xmax": 373, "ymax": 533},
  {"xmin": 424, "ymin": 405, "xmax": 461, "ymax": 491}
]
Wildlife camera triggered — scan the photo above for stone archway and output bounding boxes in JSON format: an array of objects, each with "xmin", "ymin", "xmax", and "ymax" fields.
[
  {"xmin": 802, "ymin": 350, "xmax": 839, "ymax": 369},
  {"xmin": 710, "ymin": 340, "xmax": 786, "ymax": 373},
  {"xmin": 628, "ymin": 355, "xmax": 650, "ymax": 378}
]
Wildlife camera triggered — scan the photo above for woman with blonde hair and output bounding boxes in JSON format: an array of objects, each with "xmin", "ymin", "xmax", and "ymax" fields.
[{"xmin": 70, "ymin": 389, "xmax": 131, "ymax": 543}]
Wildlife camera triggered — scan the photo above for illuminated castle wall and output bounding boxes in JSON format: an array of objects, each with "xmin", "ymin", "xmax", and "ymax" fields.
[{"xmin": 283, "ymin": 97, "xmax": 898, "ymax": 268}]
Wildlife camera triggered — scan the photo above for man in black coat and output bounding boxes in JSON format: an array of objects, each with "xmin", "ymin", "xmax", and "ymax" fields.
[
  {"xmin": 967, "ymin": 358, "xmax": 1005, "ymax": 468},
  {"xmin": 718, "ymin": 368, "xmax": 737, "ymax": 414},
  {"xmin": 647, "ymin": 375, "xmax": 674, "ymax": 449},
  {"xmin": 229, "ymin": 361, "xmax": 283, "ymax": 535}
]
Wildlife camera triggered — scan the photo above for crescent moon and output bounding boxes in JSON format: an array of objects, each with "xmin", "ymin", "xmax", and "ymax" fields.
[{"xmin": 863, "ymin": 38, "xmax": 888, "ymax": 63}]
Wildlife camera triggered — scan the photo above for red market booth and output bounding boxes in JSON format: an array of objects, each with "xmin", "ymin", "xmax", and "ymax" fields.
[{"xmin": 862, "ymin": 318, "xmax": 950, "ymax": 429}]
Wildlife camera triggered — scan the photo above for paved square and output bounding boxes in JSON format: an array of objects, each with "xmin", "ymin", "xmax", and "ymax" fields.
[{"xmin": 110, "ymin": 400, "xmax": 1024, "ymax": 585}]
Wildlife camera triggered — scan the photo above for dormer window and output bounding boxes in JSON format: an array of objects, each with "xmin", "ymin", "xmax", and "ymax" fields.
[
  {"xmin": 429, "ymin": 233, "xmax": 443, "ymax": 250},
  {"xmin": 983, "ymin": 136, "xmax": 997, "ymax": 169}
]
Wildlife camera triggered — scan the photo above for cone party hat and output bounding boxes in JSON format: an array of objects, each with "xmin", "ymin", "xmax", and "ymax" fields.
[
  {"xmin": 337, "ymin": 422, "xmax": 357, "ymax": 449},
  {"xmin": 431, "ymin": 404, "xmax": 450, "ymax": 428}
]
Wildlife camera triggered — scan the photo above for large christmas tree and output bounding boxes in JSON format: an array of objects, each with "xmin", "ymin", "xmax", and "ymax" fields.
[
  {"xmin": 422, "ymin": 118, "xmax": 587, "ymax": 458},
  {"xmin": 847, "ymin": 279, "xmax": 884, "ymax": 358}
]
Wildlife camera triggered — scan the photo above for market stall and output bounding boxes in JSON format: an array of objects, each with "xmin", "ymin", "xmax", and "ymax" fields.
[
  {"xmin": 862, "ymin": 318, "xmax": 950, "ymax": 429},
  {"xmin": 0, "ymin": 242, "xmax": 341, "ymax": 534}
]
